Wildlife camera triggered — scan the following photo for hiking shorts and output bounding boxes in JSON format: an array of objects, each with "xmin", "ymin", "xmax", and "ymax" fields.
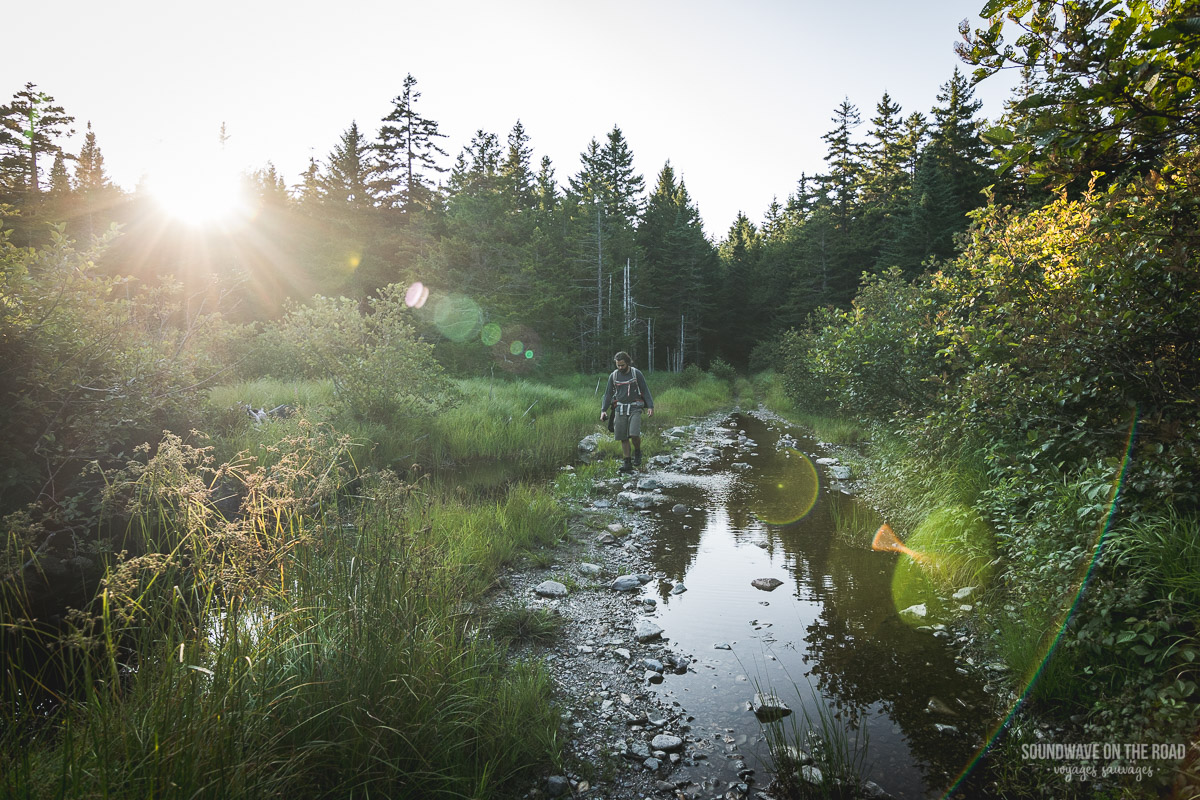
[{"xmin": 613, "ymin": 403, "xmax": 644, "ymax": 441}]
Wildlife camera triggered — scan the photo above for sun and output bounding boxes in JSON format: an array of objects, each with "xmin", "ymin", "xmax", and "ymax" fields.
[{"xmin": 148, "ymin": 155, "xmax": 249, "ymax": 225}]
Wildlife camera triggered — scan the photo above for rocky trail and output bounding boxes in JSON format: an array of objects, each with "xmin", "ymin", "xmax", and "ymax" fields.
[{"xmin": 493, "ymin": 409, "xmax": 896, "ymax": 800}]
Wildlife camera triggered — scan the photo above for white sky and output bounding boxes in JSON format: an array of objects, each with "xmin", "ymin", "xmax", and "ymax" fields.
[{"xmin": 3, "ymin": 0, "xmax": 1018, "ymax": 239}]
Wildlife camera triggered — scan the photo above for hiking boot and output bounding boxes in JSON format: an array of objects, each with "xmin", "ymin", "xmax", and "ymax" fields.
[
  {"xmin": 619, "ymin": 458, "xmax": 633, "ymax": 474},
  {"xmin": 633, "ymin": 450, "xmax": 642, "ymax": 467}
]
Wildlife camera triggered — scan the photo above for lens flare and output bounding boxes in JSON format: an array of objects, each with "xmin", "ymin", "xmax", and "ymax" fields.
[
  {"xmin": 748, "ymin": 448, "xmax": 819, "ymax": 525},
  {"xmin": 509, "ymin": 340, "xmax": 524, "ymax": 356},
  {"xmin": 433, "ymin": 295, "xmax": 482, "ymax": 341},
  {"xmin": 942, "ymin": 410, "xmax": 1140, "ymax": 797},
  {"xmin": 872, "ymin": 523, "xmax": 929, "ymax": 564},
  {"xmin": 405, "ymin": 282, "xmax": 429, "ymax": 309},
  {"xmin": 480, "ymin": 322, "xmax": 502, "ymax": 346}
]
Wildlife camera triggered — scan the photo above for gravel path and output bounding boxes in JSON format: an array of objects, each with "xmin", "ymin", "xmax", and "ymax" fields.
[{"xmin": 493, "ymin": 413, "xmax": 782, "ymax": 800}]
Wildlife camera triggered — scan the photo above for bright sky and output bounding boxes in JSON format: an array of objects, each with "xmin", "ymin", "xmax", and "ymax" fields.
[{"xmin": 4, "ymin": 0, "xmax": 1018, "ymax": 239}]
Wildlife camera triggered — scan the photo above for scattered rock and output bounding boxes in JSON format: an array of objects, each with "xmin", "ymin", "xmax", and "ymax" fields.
[
  {"xmin": 751, "ymin": 577, "xmax": 785, "ymax": 591},
  {"xmin": 634, "ymin": 618, "xmax": 664, "ymax": 642},
  {"xmin": 651, "ymin": 734, "xmax": 684, "ymax": 752},
  {"xmin": 534, "ymin": 580, "xmax": 568, "ymax": 598},
  {"xmin": 577, "ymin": 434, "xmax": 603, "ymax": 462},
  {"xmin": 671, "ymin": 503, "xmax": 688, "ymax": 514},
  {"xmin": 611, "ymin": 574, "xmax": 651, "ymax": 592},
  {"xmin": 926, "ymin": 697, "xmax": 957, "ymax": 716},
  {"xmin": 751, "ymin": 692, "xmax": 792, "ymax": 721},
  {"xmin": 800, "ymin": 764, "xmax": 824, "ymax": 784},
  {"xmin": 546, "ymin": 774, "xmax": 571, "ymax": 796},
  {"xmin": 617, "ymin": 491, "xmax": 656, "ymax": 510},
  {"xmin": 900, "ymin": 603, "xmax": 928, "ymax": 619}
]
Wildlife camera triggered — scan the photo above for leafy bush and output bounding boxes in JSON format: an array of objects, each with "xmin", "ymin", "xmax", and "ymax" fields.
[
  {"xmin": 0, "ymin": 224, "xmax": 242, "ymax": 514},
  {"xmin": 707, "ymin": 357, "xmax": 736, "ymax": 383},
  {"xmin": 268, "ymin": 283, "xmax": 457, "ymax": 423}
]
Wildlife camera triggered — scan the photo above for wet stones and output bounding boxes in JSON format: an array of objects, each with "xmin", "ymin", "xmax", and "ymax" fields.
[
  {"xmin": 634, "ymin": 618, "xmax": 664, "ymax": 643},
  {"xmin": 616, "ymin": 491, "xmax": 656, "ymax": 510},
  {"xmin": 751, "ymin": 692, "xmax": 793, "ymax": 722},
  {"xmin": 611, "ymin": 574, "xmax": 652, "ymax": 592},
  {"xmin": 751, "ymin": 577, "xmax": 784, "ymax": 591}
]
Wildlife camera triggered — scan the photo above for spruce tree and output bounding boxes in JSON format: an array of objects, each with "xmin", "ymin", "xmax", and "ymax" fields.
[
  {"xmin": 500, "ymin": 120, "xmax": 536, "ymax": 212},
  {"xmin": 324, "ymin": 121, "xmax": 376, "ymax": 209},
  {"xmin": 373, "ymin": 74, "xmax": 449, "ymax": 212},
  {"xmin": 0, "ymin": 82, "xmax": 75, "ymax": 197},
  {"xmin": 74, "ymin": 122, "xmax": 111, "ymax": 194}
]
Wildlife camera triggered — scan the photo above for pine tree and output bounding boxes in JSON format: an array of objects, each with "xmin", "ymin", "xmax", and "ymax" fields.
[
  {"xmin": 295, "ymin": 157, "xmax": 326, "ymax": 206},
  {"xmin": 324, "ymin": 121, "xmax": 376, "ymax": 209},
  {"xmin": 927, "ymin": 67, "xmax": 991, "ymax": 222},
  {"xmin": 74, "ymin": 122, "xmax": 111, "ymax": 194},
  {"xmin": 447, "ymin": 129, "xmax": 501, "ymax": 197},
  {"xmin": 250, "ymin": 162, "xmax": 290, "ymax": 207},
  {"xmin": 373, "ymin": 74, "xmax": 449, "ymax": 212},
  {"xmin": 636, "ymin": 163, "xmax": 718, "ymax": 369},
  {"xmin": 861, "ymin": 92, "xmax": 911, "ymax": 270},
  {"xmin": 47, "ymin": 151, "xmax": 71, "ymax": 197},
  {"xmin": 534, "ymin": 155, "xmax": 558, "ymax": 215},
  {"xmin": 568, "ymin": 126, "xmax": 646, "ymax": 225},
  {"xmin": 0, "ymin": 82, "xmax": 75, "ymax": 196},
  {"xmin": 500, "ymin": 120, "xmax": 536, "ymax": 212},
  {"xmin": 819, "ymin": 98, "xmax": 863, "ymax": 224}
]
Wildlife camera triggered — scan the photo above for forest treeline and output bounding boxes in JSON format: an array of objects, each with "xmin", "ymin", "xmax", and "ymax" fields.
[
  {"xmin": 3, "ymin": 59, "xmax": 999, "ymax": 377},
  {"xmin": 2, "ymin": 0, "xmax": 1200, "ymax": 795}
]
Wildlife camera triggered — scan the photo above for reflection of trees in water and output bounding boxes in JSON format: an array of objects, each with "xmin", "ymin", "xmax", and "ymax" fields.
[
  {"xmin": 644, "ymin": 482, "xmax": 707, "ymax": 581},
  {"xmin": 643, "ymin": 412, "xmax": 990, "ymax": 790},
  {"xmin": 786, "ymin": 529, "xmax": 987, "ymax": 787}
]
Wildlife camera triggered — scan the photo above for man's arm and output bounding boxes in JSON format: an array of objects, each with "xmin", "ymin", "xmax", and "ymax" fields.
[{"xmin": 638, "ymin": 370, "xmax": 654, "ymax": 415}]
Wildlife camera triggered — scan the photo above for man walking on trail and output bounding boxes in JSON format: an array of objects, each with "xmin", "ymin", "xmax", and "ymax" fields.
[{"xmin": 600, "ymin": 351, "xmax": 654, "ymax": 474}]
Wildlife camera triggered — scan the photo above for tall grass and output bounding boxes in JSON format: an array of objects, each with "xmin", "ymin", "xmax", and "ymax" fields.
[
  {"xmin": 754, "ymin": 371, "xmax": 868, "ymax": 444},
  {"xmin": 757, "ymin": 679, "xmax": 871, "ymax": 800},
  {"xmin": 2, "ymin": 437, "xmax": 564, "ymax": 800}
]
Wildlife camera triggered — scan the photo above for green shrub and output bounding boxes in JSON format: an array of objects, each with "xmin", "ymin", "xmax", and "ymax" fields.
[{"xmin": 268, "ymin": 284, "xmax": 457, "ymax": 423}]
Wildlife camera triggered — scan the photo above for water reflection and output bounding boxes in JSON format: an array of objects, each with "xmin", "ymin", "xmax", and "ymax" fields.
[{"xmin": 639, "ymin": 412, "xmax": 992, "ymax": 799}]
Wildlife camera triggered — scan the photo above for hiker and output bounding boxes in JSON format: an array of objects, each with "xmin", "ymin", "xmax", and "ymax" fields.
[{"xmin": 600, "ymin": 351, "xmax": 654, "ymax": 473}]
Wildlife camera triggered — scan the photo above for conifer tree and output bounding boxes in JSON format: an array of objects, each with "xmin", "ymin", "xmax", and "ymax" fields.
[
  {"xmin": 295, "ymin": 157, "xmax": 326, "ymax": 206},
  {"xmin": 501, "ymin": 120, "xmax": 536, "ymax": 212},
  {"xmin": 324, "ymin": 121, "xmax": 376, "ymax": 209},
  {"xmin": 0, "ymin": 82, "xmax": 75, "ymax": 196},
  {"xmin": 637, "ymin": 163, "xmax": 717, "ymax": 369},
  {"xmin": 927, "ymin": 68, "xmax": 991, "ymax": 222},
  {"xmin": 48, "ymin": 151, "xmax": 71, "ymax": 197},
  {"xmin": 74, "ymin": 122, "xmax": 111, "ymax": 194},
  {"xmin": 373, "ymin": 74, "xmax": 449, "ymax": 212},
  {"xmin": 819, "ymin": 98, "xmax": 863, "ymax": 224},
  {"xmin": 534, "ymin": 155, "xmax": 558, "ymax": 215}
]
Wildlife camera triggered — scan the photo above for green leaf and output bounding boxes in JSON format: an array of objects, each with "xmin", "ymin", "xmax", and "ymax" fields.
[
  {"xmin": 981, "ymin": 0, "xmax": 1010, "ymax": 16},
  {"xmin": 981, "ymin": 126, "xmax": 1016, "ymax": 146}
]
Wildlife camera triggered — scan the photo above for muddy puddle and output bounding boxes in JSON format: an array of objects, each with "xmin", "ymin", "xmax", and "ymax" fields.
[{"xmin": 633, "ymin": 411, "xmax": 994, "ymax": 799}]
